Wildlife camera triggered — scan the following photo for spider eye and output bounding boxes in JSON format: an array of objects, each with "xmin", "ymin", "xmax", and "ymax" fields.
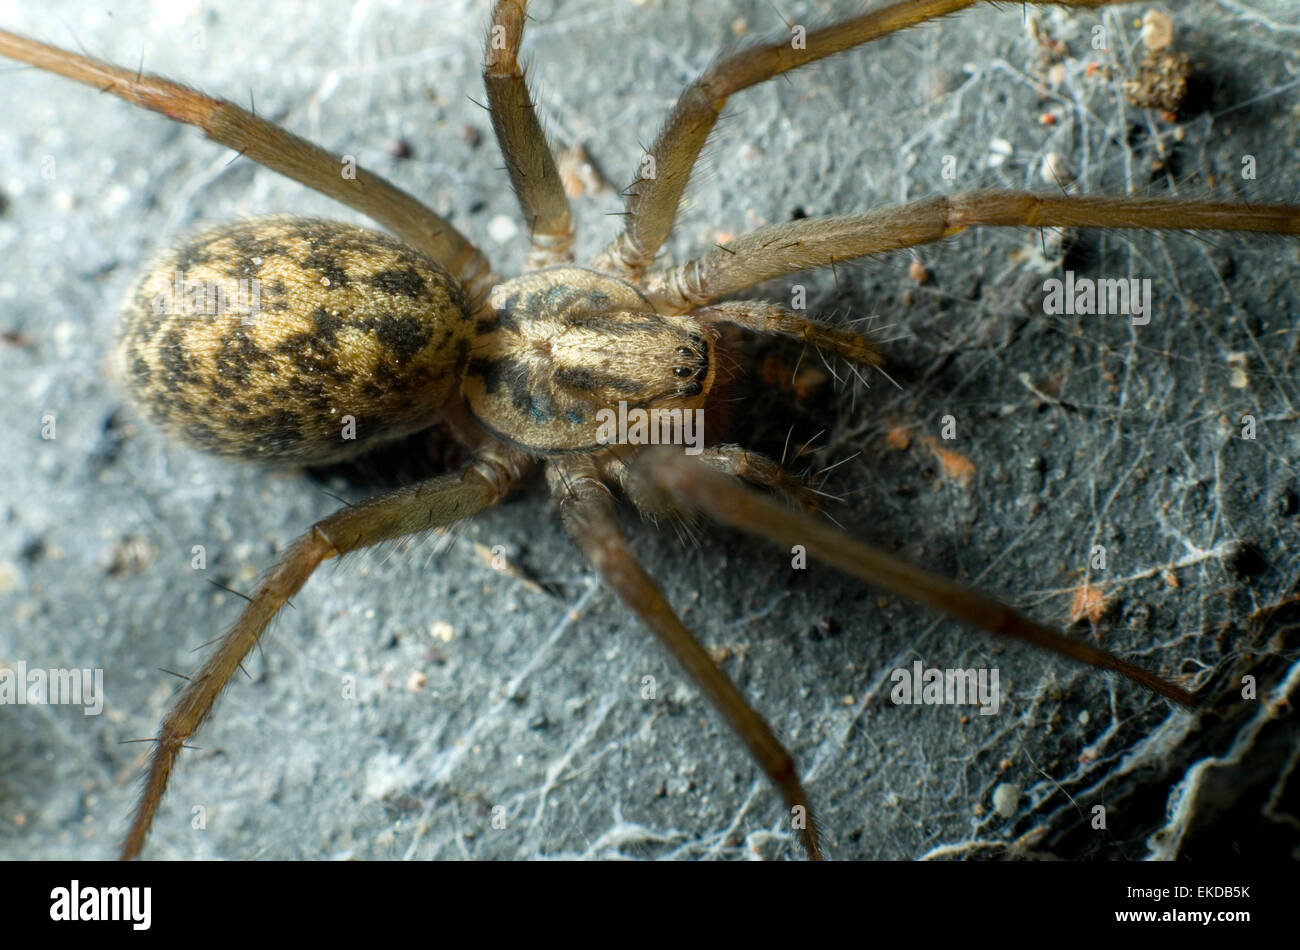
[
  {"xmin": 673, "ymin": 366, "xmax": 693, "ymax": 378},
  {"xmin": 676, "ymin": 346, "xmax": 692, "ymax": 357}
]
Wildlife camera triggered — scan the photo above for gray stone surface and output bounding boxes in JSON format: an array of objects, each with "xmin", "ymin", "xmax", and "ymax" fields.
[{"xmin": 1, "ymin": 0, "xmax": 1297, "ymax": 861}]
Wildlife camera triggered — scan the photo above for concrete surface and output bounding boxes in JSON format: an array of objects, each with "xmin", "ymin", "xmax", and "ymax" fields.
[{"xmin": 1, "ymin": 0, "xmax": 1298, "ymax": 861}]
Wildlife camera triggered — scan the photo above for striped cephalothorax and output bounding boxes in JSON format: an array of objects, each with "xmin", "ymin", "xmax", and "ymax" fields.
[
  {"xmin": 4, "ymin": 0, "xmax": 1297, "ymax": 861},
  {"xmin": 464, "ymin": 268, "xmax": 716, "ymax": 453}
]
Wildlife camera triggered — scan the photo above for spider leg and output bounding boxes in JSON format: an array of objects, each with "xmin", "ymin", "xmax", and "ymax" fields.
[
  {"xmin": 592, "ymin": 0, "xmax": 1133, "ymax": 278},
  {"xmin": 598, "ymin": 444, "xmax": 819, "ymax": 516},
  {"xmin": 642, "ymin": 191, "xmax": 1300, "ymax": 311},
  {"xmin": 693, "ymin": 301, "xmax": 883, "ymax": 369},
  {"xmin": 121, "ymin": 448, "xmax": 530, "ymax": 860},
  {"xmin": 695, "ymin": 446, "xmax": 822, "ymax": 513},
  {"xmin": 548, "ymin": 456, "xmax": 822, "ymax": 859},
  {"xmin": 0, "ymin": 29, "xmax": 495, "ymax": 307},
  {"xmin": 634, "ymin": 447, "xmax": 1198, "ymax": 708},
  {"xmin": 484, "ymin": 0, "xmax": 575, "ymax": 270}
]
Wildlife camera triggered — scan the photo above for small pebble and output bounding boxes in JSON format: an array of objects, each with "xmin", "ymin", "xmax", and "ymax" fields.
[
  {"xmin": 1141, "ymin": 10, "xmax": 1174, "ymax": 51},
  {"xmin": 992, "ymin": 782, "xmax": 1021, "ymax": 819},
  {"xmin": 1040, "ymin": 152, "xmax": 1074, "ymax": 185},
  {"xmin": 488, "ymin": 214, "xmax": 519, "ymax": 244}
]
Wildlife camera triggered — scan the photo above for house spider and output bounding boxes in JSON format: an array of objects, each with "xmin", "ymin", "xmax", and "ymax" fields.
[{"xmin": 1, "ymin": 0, "xmax": 1297, "ymax": 861}]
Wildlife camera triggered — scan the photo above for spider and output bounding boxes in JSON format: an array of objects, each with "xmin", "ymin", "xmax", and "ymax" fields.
[{"xmin": 2, "ymin": 0, "xmax": 1300, "ymax": 862}]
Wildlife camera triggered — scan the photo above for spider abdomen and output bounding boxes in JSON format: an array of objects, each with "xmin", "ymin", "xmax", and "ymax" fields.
[{"xmin": 115, "ymin": 217, "xmax": 472, "ymax": 464}]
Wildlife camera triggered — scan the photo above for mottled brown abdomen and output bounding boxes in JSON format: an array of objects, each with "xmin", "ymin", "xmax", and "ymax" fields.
[{"xmin": 116, "ymin": 217, "xmax": 472, "ymax": 464}]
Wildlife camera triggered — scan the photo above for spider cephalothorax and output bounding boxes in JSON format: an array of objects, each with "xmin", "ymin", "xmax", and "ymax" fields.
[
  {"xmin": 464, "ymin": 267, "xmax": 717, "ymax": 453},
  {"xmin": 2, "ymin": 0, "xmax": 1297, "ymax": 860}
]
